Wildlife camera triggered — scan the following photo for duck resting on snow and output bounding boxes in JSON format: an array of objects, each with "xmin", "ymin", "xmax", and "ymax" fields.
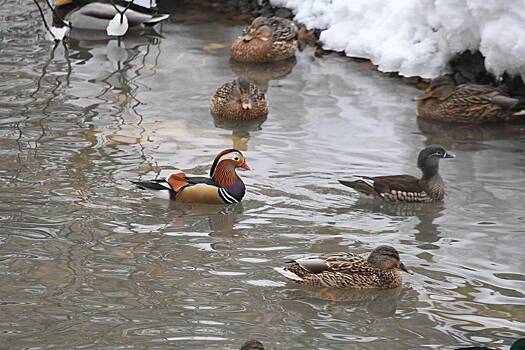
[
  {"xmin": 51, "ymin": 0, "xmax": 170, "ymax": 40},
  {"xmin": 339, "ymin": 145, "xmax": 455, "ymax": 203},
  {"xmin": 133, "ymin": 149, "xmax": 251, "ymax": 205},
  {"xmin": 274, "ymin": 245, "xmax": 414, "ymax": 289}
]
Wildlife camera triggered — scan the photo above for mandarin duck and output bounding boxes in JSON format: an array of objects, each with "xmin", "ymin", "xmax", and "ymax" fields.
[
  {"xmin": 457, "ymin": 339, "xmax": 525, "ymax": 350},
  {"xmin": 133, "ymin": 149, "xmax": 251, "ymax": 204},
  {"xmin": 274, "ymin": 245, "xmax": 414, "ymax": 289},
  {"xmin": 416, "ymin": 76, "xmax": 525, "ymax": 124},
  {"xmin": 51, "ymin": 0, "xmax": 169, "ymax": 40},
  {"xmin": 211, "ymin": 77, "xmax": 268, "ymax": 121},
  {"xmin": 240, "ymin": 340, "xmax": 265, "ymax": 350},
  {"xmin": 230, "ymin": 16, "xmax": 298, "ymax": 63},
  {"xmin": 339, "ymin": 145, "xmax": 455, "ymax": 203}
]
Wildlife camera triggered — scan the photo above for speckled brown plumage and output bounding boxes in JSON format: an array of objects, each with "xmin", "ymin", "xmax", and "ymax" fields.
[
  {"xmin": 339, "ymin": 145, "xmax": 454, "ymax": 203},
  {"xmin": 275, "ymin": 246, "xmax": 413, "ymax": 289},
  {"xmin": 211, "ymin": 77, "xmax": 268, "ymax": 120},
  {"xmin": 230, "ymin": 16, "xmax": 298, "ymax": 63},
  {"xmin": 417, "ymin": 76, "xmax": 525, "ymax": 124}
]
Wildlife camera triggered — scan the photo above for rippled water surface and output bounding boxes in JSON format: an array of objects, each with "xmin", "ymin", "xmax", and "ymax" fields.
[{"xmin": 1, "ymin": 1, "xmax": 524, "ymax": 349}]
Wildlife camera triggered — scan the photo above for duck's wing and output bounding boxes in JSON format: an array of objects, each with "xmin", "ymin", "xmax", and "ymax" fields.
[
  {"xmin": 455, "ymin": 84, "xmax": 521, "ymax": 111},
  {"xmin": 293, "ymin": 253, "xmax": 375, "ymax": 275},
  {"xmin": 340, "ymin": 174, "xmax": 425, "ymax": 198}
]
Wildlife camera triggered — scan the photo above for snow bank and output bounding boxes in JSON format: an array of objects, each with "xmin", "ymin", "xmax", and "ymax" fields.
[{"xmin": 271, "ymin": 0, "xmax": 525, "ymax": 79}]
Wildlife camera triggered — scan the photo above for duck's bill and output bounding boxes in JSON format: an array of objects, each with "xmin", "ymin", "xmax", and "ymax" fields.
[
  {"xmin": 400, "ymin": 263, "xmax": 415, "ymax": 275},
  {"xmin": 414, "ymin": 91, "xmax": 432, "ymax": 101},
  {"xmin": 240, "ymin": 162, "xmax": 252, "ymax": 171},
  {"xmin": 444, "ymin": 151, "xmax": 456, "ymax": 159}
]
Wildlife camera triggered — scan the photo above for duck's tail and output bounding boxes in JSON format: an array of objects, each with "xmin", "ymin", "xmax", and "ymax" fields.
[
  {"xmin": 339, "ymin": 176, "xmax": 377, "ymax": 196},
  {"xmin": 273, "ymin": 267, "xmax": 303, "ymax": 282}
]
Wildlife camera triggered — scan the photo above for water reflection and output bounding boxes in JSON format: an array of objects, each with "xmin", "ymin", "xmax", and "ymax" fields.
[
  {"xmin": 417, "ymin": 117, "xmax": 525, "ymax": 149},
  {"xmin": 229, "ymin": 57, "xmax": 297, "ymax": 92}
]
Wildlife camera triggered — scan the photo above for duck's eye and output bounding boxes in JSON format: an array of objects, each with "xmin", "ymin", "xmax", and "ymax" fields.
[
  {"xmin": 234, "ymin": 156, "xmax": 239, "ymax": 161},
  {"xmin": 436, "ymin": 151, "xmax": 442, "ymax": 156}
]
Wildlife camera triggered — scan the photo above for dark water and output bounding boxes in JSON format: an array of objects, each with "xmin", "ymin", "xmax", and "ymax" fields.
[{"xmin": 0, "ymin": 1, "xmax": 524, "ymax": 349}]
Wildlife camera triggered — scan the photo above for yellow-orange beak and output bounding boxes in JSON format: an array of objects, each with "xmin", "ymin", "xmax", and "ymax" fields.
[{"xmin": 240, "ymin": 162, "xmax": 252, "ymax": 171}]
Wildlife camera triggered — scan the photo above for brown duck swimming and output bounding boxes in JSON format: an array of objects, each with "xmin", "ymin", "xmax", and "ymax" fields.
[
  {"xmin": 339, "ymin": 145, "xmax": 455, "ymax": 203},
  {"xmin": 416, "ymin": 76, "xmax": 525, "ymax": 124},
  {"xmin": 211, "ymin": 77, "xmax": 268, "ymax": 121},
  {"xmin": 274, "ymin": 245, "xmax": 414, "ymax": 289},
  {"xmin": 133, "ymin": 149, "xmax": 251, "ymax": 204},
  {"xmin": 230, "ymin": 16, "xmax": 298, "ymax": 63}
]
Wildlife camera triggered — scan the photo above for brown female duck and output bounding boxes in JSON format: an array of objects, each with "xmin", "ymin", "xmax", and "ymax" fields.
[
  {"xmin": 230, "ymin": 16, "xmax": 298, "ymax": 63},
  {"xmin": 274, "ymin": 245, "xmax": 414, "ymax": 289},
  {"xmin": 339, "ymin": 145, "xmax": 455, "ymax": 203},
  {"xmin": 416, "ymin": 76, "xmax": 525, "ymax": 124},
  {"xmin": 133, "ymin": 149, "xmax": 251, "ymax": 204},
  {"xmin": 211, "ymin": 77, "xmax": 268, "ymax": 121}
]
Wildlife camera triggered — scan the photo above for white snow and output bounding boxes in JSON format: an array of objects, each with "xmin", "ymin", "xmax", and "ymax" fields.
[{"xmin": 271, "ymin": 0, "xmax": 525, "ymax": 79}]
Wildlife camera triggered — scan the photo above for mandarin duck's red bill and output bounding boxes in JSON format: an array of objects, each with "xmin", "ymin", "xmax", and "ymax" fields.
[
  {"xmin": 133, "ymin": 149, "xmax": 250, "ymax": 204},
  {"xmin": 339, "ymin": 145, "xmax": 455, "ymax": 203}
]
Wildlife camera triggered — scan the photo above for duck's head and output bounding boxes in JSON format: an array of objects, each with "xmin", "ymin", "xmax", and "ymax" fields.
[
  {"xmin": 367, "ymin": 245, "xmax": 414, "ymax": 275},
  {"xmin": 417, "ymin": 145, "xmax": 455, "ymax": 174},
  {"xmin": 233, "ymin": 77, "xmax": 255, "ymax": 110},
  {"xmin": 240, "ymin": 339, "xmax": 265, "ymax": 350},
  {"xmin": 210, "ymin": 149, "xmax": 252, "ymax": 178},
  {"xmin": 415, "ymin": 75, "xmax": 456, "ymax": 101},
  {"xmin": 242, "ymin": 18, "xmax": 273, "ymax": 43}
]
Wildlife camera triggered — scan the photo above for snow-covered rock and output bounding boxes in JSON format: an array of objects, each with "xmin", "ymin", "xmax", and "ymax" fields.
[{"xmin": 271, "ymin": 0, "xmax": 525, "ymax": 79}]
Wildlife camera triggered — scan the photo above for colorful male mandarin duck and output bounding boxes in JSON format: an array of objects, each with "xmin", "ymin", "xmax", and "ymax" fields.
[
  {"xmin": 339, "ymin": 145, "xmax": 455, "ymax": 203},
  {"xmin": 240, "ymin": 340, "xmax": 265, "ymax": 350},
  {"xmin": 230, "ymin": 16, "xmax": 298, "ymax": 63},
  {"xmin": 51, "ymin": 0, "xmax": 169, "ymax": 39},
  {"xmin": 416, "ymin": 76, "xmax": 525, "ymax": 124},
  {"xmin": 274, "ymin": 245, "xmax": 414, "ymax": 289},
  {"xmin": 133, "ymin": 149, "xmax": 251, "ymax": 204},
  {"xmin": 211, "ymin": 77, "xmax": 268, "ymax": 121}
]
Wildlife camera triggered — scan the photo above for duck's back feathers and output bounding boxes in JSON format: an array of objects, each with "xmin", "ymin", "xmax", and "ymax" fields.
[
  {"xmin": 417, "ymin": 79, "xmax": 525, "ymax": 123},
  {"xmin": 277, "ymin": 252, "xmax": 401, "ymax": 289}
]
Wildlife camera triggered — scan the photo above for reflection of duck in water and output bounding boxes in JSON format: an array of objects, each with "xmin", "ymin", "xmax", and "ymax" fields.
[
  {"xmin": 230, "ymin": 16, "xmax": 298, "ymax": 63},
  {"xmin": 417, "ymin": 117, "xmax": 525, "ymax": 148},
  {"xmin": 339, "ymin": 145, "xmax": 455, "ymax": 203},
  {"xmin": 229, "ymin": 56, "xmax": 297, "ymax": 92},
  {"xmin": 51, "ymin": 0, "xmax": 169, "ymax": 39},
  {"xmin": 275, "ymin": 245, "xmax": 414, "ymax": 289},
  {"xmin": 416, "ymin": 75, "xmax": 525, "ymax": 124}
]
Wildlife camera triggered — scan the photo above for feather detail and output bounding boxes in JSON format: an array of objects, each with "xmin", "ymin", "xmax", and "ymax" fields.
[
  {"xmin": 212, "ymin": 161, "xmax": 239, "ymax": 188},
  {"xmin": 166, "ymin": 172, "xmax": 188, "ymax": 192},
  {"xmin": 273, "ymin": 267, "xmax": 303, "ymax": 282}
]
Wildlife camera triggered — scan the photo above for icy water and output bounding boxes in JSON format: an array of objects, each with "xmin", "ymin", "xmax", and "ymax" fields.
[{"xmin": 1, "ymin": 2, "xmax": 524, "ymax": 350}]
